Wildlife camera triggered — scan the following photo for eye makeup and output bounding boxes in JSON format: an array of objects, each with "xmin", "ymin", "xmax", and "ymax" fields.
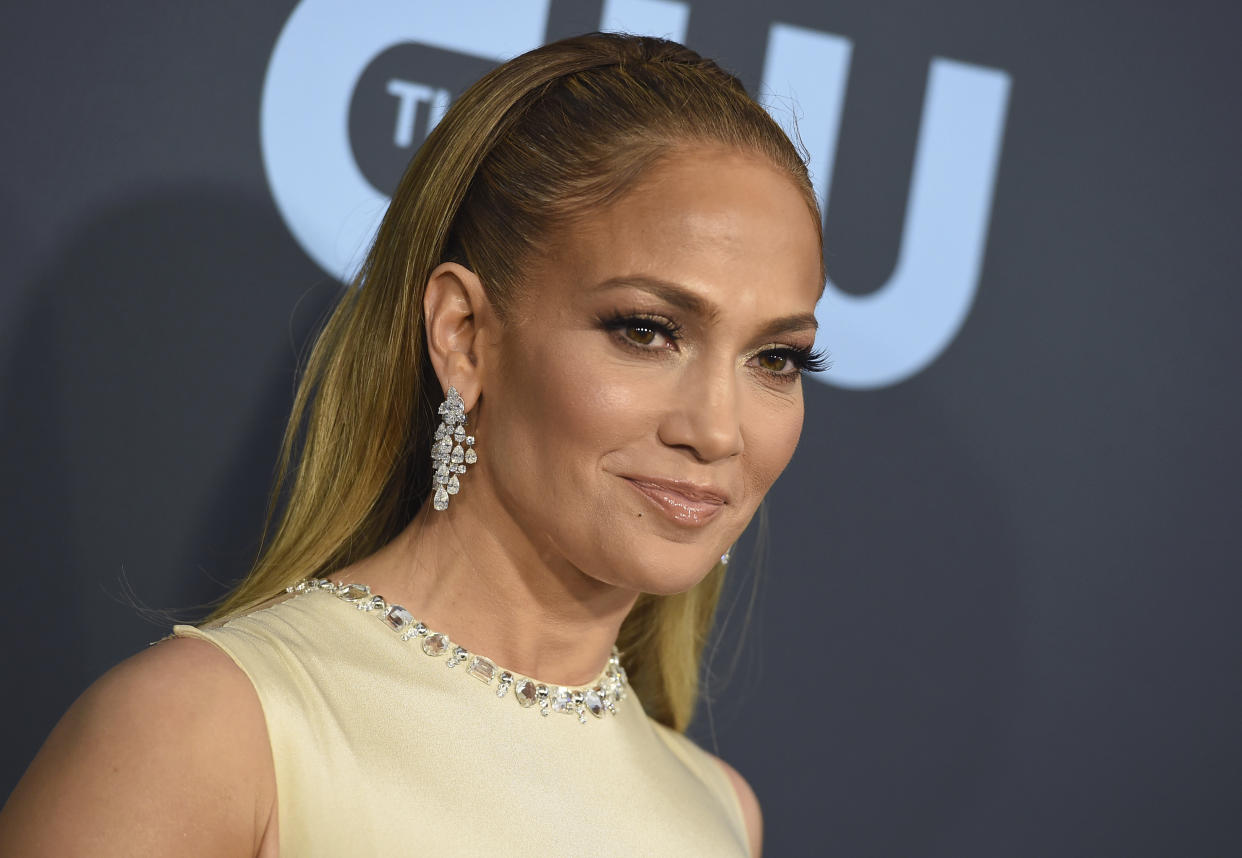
[
  {"xmin": 598, "ymin": 311, "xmax": 683, "ymax": 350},
  {"xmin": 595, "ymin": 310, "xmax": 829, "ymax": 382}
]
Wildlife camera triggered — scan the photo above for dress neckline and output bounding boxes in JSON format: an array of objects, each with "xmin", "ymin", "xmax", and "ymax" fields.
[{"xmin": 287, "ymin": 577, "xmax": 629, "ymax": 725}]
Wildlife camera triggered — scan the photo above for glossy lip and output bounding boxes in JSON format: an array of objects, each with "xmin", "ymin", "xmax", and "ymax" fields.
[{"xmin": 621, "ymin": 475, "xmax": 728, "ymax": 527}]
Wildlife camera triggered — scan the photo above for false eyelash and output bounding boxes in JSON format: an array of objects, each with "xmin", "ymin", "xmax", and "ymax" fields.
[{"xmin": 777, "ymin": 345, "xmax": 832, "ymax": 374}]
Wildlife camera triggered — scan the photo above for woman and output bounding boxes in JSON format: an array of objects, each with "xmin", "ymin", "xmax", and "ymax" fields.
[{"xmin": 0, "ymin": 32, "xmax": 825, "ymax": 856}]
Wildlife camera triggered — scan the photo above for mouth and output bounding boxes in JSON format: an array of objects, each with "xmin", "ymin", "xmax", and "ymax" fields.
[{"xmin": 621, "ymin": 476, "xmax": 727, "ymax": 527}]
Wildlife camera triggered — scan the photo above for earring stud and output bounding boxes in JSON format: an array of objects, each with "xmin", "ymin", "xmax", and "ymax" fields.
[{"xmin": 430, "ymin": 386, "xmax": 476, "ymax": 511}]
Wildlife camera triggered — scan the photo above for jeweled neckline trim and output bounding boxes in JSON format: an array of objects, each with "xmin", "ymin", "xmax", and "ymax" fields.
[{"xmin": 285, "ymin": 577, "xmax": 628, "ymax": 724}]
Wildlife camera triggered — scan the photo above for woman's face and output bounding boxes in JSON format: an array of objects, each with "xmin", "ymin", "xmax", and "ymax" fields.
[{"xmin": 480, "ymin": 146, "xmax": 824, "ymax": 595}]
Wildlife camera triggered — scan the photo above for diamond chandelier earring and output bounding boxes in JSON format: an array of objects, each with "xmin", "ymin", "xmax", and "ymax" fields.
[{"xmin": 430, "ymin": 386, "xmax": 476, "ymax": 511}]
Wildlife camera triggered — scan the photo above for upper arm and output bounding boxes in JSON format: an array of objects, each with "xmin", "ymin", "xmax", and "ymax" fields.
[
  {"xmin": 0, "ymin": 636, "xmax": 276, "ymax": 857},
  {"xmin": 713, "ymin": 755, "xmax": 763, "ymax": 858}
]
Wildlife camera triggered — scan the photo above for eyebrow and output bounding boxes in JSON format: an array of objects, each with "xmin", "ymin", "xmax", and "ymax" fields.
[{"xmin": 590, "ymin": 275, "xmax": 819, "ymax": 339}]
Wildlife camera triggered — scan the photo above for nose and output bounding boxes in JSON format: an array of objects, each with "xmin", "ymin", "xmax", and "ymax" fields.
[{"xmin": 657, "ymin": 356, "xmax": 745, "ymax": 463}]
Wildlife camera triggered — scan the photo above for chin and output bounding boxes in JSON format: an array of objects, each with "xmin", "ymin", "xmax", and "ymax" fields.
[{"xmin": 603, "ymin": 543, "xmax": 724, "ymax": 597}]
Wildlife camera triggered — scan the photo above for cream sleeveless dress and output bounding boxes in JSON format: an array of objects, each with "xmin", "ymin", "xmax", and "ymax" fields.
[{"xmin": 172, "ymin": 584, "xmax": 750, "ymax": 857}]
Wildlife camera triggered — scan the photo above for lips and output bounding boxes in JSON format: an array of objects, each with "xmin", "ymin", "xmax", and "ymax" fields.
[{"xmin": 622, "ymin": 476, "xmax": 727, "ymax": 527}]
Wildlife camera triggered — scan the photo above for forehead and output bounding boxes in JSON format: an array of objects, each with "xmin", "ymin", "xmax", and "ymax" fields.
[{"xmin": 519, "ymin": 148, "xmax": 824, "ymax": 318}]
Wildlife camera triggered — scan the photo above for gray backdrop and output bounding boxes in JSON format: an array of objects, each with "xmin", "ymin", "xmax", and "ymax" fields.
[{"xmin": 3, "ymin": 1, "xmax": 1239, "ymax": 855}]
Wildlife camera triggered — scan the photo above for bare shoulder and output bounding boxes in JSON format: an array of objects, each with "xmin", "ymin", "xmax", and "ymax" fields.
[
  {"xmin": 0, "ymin": 635, "xmax": 276, "ymax": 857},
  {"xmin": 711, "ymin": 754, "xmax": 764, "ymax": 858}
]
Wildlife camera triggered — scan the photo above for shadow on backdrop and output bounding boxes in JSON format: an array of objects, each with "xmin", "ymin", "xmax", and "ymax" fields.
[{"xmin": 0, "ymin": 187, "xmax": 330, "ymax": 795}]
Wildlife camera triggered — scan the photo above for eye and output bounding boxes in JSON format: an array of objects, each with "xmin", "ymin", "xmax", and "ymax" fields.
[
  {"xmin": 624, "ymin": 323, "xmax": 659, "ymax": 346},
  {"xmin": 747, "ymin": 344, "xmax": 830, "ymax": 383},
  {"xmin": 599, "ymin": 312, "xmax": 682, "ymax": 351},
  {"xmin": 754, "ymin": 351, "xmax": 793, "ymax": 374}
]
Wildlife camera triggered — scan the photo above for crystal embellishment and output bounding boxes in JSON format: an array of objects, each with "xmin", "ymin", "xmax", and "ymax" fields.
[
  {"xmin": 496, "ymin": 671, "xmax": 513, "ymax": 698},
  {"xmin": 515, "ymin": 678, "xmax": 538, "ymax": 708},
  {"xmin": 340, "ymin": 583, "xmax": 371, "ymax": 602},
  {"xmin": 445, "ymin": 646, "xmax": 468, "ymax": 668},
  {"xmin": 584, "ymin": 689, "xmax": 605, "ymax": 718},
  {"xmin": 290, "ymin": 577, "xmax": 625, "ymax": 725},
  {"xmin": 422, "ymin": 633, "xmax": 449, "ymax": 657},
  {"xmin": 467, "ymin": 655, "xmax": 496, "ymax": 684},
  {"xmin": 384, "ymin": 605, "xmax": 414, "ymax": 631}
]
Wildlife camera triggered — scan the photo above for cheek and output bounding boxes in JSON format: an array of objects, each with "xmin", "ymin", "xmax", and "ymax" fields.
[
  {"xmin": 741, "ymin": 391, "xmax": 804, "ymax": 496},
  {"xmin": 491, "ymin": 330, "xmax": 645, "ymax": 483}
]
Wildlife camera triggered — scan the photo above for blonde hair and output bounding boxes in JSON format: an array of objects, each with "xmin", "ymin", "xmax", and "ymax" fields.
[{"xmin": 209, "ymin": 32, "xmax": 821, "ymax": 732}]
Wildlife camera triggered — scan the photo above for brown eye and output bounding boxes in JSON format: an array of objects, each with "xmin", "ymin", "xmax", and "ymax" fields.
[
  {"xmin": 601, "ymin": 314, "xmax": 680, "ymax": 350},
  {"xmin": 756, "ymin": 352, "xmax": 790, "ymax": 373},
  {"xmin": 626, "ymin": 324, "xmax": 657, "ymax": 345}
]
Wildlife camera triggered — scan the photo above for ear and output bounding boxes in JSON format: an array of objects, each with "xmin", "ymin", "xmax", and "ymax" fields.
[{"xmin": 423, "ymin": 262, "xmax": 492, "ymax": 409}]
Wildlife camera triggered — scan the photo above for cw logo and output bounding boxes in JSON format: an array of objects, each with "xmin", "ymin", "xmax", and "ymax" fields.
[{"xmin": 261, "ymin": 0, "xmax": 1011, "ymax": 389}]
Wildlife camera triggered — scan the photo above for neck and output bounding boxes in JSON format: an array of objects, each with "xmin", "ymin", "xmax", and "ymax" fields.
[{"xmin": 332, "ymin": 486, "xmax": 638, "ymax": 688}]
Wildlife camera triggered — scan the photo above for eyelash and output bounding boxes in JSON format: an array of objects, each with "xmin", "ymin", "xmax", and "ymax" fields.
[{"xmin": 598, "ymin": 312, "xmax": 831, "ymax": 382}]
